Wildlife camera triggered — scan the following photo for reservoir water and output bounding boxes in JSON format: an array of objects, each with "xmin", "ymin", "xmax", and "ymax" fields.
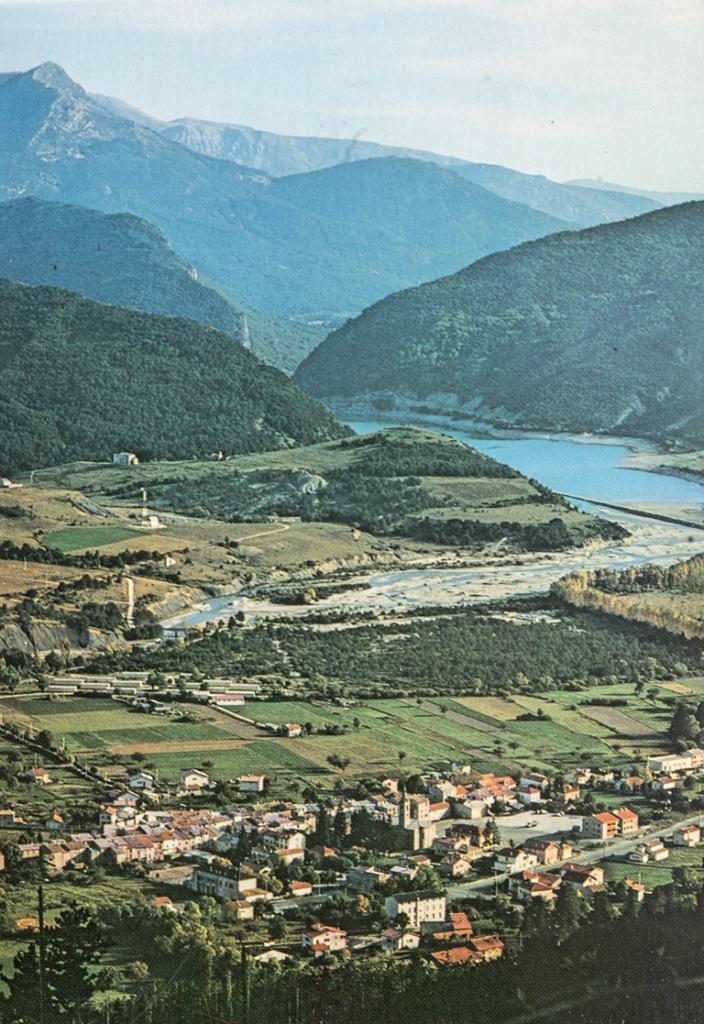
[{"xmin": 346, "ymin": 419, "xmax": 704, "ymax": 508}]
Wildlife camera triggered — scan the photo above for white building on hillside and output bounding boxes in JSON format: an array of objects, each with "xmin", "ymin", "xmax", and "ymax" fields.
[
  {"xmin": 113, "ymin": 452, "xmax": 139, "ymax": 466},
  {"xmin": 384, "ymin": 890, "xmax": 446, "ymax": 929}
]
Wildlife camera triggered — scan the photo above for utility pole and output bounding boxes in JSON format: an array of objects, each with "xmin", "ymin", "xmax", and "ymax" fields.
[
  {"xmin": 240, "ymin": 943, "xmax": 250, "ymax": 1024},
  {"xmin": 125, "ymin": 576, "xmax": 135, "ymax": 629},
  {"xmin": 38, "ymin": 848, "xmax": 47, "ymax": 1024}
]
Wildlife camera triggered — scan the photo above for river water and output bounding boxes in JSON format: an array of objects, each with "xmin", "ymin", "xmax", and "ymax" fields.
[{"xmin": 163, "ymin": 422, "xmax": 704, "ymax": 630}]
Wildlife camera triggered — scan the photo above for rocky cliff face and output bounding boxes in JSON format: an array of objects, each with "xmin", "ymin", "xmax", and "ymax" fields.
[{"xmin": 0, "ymin": 619, "xmax": 122, "ymax": 655}]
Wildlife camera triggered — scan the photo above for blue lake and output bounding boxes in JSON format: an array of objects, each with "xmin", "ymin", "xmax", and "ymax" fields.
[{"xmin": 346, "ymin": 420, "xmax": 704, "ymax": 508}]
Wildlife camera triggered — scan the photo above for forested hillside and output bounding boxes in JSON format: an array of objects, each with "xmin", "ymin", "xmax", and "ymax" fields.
[
  {"xmin": 296, "ymin": 202, "xmax": 704, "ymax": 446},
  {"xmin": 0, "ymin": 279, "xmax": 348, "ymax": 474},
  {"xmin": 0, "ymin": 197, "xmax": 247, "ymax": 339}
]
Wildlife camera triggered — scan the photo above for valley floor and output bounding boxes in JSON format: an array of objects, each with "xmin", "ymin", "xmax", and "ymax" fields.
[{"xmin": 164, "ymin": 509, "xmax": 704, "ymax": 631}]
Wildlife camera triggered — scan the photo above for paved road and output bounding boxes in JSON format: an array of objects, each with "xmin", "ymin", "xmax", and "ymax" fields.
[
  {"xmin": 563, "ymin": 494, "xmax": 704, "ymax": 532},
  {"xmin": 446, "ymin": 811, "xmax": 704, "ymax": 898}
]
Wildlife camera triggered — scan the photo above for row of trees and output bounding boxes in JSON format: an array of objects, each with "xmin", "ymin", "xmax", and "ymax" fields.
[
  {"xmin": 554, "ymin": 558, "xmax": 704, "ymax": 641},
  {"xmin": 0, "ymin": 540, "xmax": 157, "ymax": 570}
]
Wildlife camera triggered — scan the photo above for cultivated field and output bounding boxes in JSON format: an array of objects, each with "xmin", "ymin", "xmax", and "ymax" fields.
[
  {"xmin": 577, "ymin": 706, "xmax": 663, "ymax": 741},
  {"xmin": 43, "ymin": 526, "xmax": 145, "ymax": 552},
  {"xmin": 1, "ymin": 697, "xmax": 230, "ymax": 753},
  {"xmin": 2, "ymin": 678, "xmax": 686, "ymax": 792},
  {"xmin": 0, "ymin": 560, "xmax": 102, "ymax": 598},
  {"xmin": 0, "ymin": 731, "xmax": 97, "ymax": 820},
  {"xmin": 32, "ymin": 428, "xmax": 612, "ymax": 561},
  {"xmin": 0, "ymin": 474, "xmax": 400, "ymax": 599}
]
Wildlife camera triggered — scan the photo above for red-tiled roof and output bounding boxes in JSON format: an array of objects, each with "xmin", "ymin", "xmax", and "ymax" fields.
[
  {"xmin": 449, "ymin": 911, "xmax": 473, "ymax": 932},
  {"xmin": 469, "ymin": 934, "xmax": 504, "ymax": 953},
  {"xmin": 431, "ymin": 946, "xmax": 481, "ymax": 964},
  {"xmin": 306, "ymin": 923, "xmax": 346, "ymax": 937}
]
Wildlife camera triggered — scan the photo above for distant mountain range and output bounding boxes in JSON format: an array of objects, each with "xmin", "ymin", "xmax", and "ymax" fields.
[
  {"xmin": 295, "ymin": 202, "xmax": 704, "ymax": 447},
  {"xmin": 0, "ymin": 62, "xmax": 672, "ymax": 331},
  {"xmin": 567, "ymin": 178, "xmax": 704, "ymax": 208},
  {"xmin": 92, "ymin": 91, "xmax": 663, "ymax": 228},
  {"xmin": 0, "ymin": 196, "xmax": 321, "ymax": 371},
  {"xmin": 0, "ymin": 63, "xmax": 571, "ymax": 324},
  {"xmin": 0, "ymin": 278, "xmax": 347, "ymax": 475},
  {"xmin": 447, "ymin": 165, "xmax": 658, "ymax": 230}
]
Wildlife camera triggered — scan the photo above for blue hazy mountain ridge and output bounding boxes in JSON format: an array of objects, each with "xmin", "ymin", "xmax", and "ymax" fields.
[
  {"xmin": 253, "ymin": 157, "xmax": 572, "ymax": 318},
  {"xmin": 0, "ymin": 195, "xmax": 323, "ymax": 372},
  {"xmin": 295, "ymin": 201, "xmax": 704, "ymax": 447},
  {"xmin": 1, "ymin": 62, "xmax": 591, "ymax": 323},
  {"xmin": 0, "ymin": 196, "xmax": 247, "ymax": 340},
  {"xmin": 567, "ymin": 178, "xmax": 704, "ymax": 207},
  {"xmin": 447, "ymin": 164, "xmax": 658, "ymax": 229},
  {"xmin": 92, "ymin": 90, "xmax": 661, "ymax": 227}
]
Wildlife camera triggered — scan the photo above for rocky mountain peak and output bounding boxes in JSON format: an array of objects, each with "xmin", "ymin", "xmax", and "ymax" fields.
[{"xmin": 28, "ymin": 61, "xmax": 85, "ymax": 96}]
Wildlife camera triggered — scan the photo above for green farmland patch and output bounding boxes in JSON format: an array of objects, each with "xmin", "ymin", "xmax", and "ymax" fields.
[
  {"xmin": 43, "ymin": 526, "xmax": 144, "ymax": 552},
  {"xmin": 505, "ymin": 718, "xmax": 611, "ymax": 755}
]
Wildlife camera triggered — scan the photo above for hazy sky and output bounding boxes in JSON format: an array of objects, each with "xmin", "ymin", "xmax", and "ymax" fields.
[{"xmin": 1, "ymin": 0, "xmax": 702, "ymax": 190}]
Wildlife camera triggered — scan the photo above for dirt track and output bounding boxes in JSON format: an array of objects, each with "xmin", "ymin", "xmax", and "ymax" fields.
[
  {"xmin": 191, "ymin": 704, "xmax": 266, "ymax": 739},
  {"xmin": 108, "ymin": 738, "xmax": 250, "ymax": 755}
]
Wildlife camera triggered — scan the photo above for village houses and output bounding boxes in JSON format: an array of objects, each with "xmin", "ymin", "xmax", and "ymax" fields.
[
  {"xmin": 302, "ymin": 923, "xmax": 348, "ymax": 956},
  {"xmin": 238, "ymin": 775, "xmax": 267, "ymax": 793},
  {"xmin": 179, "ymin": 768, "xmax": 211, "ymax": 793},
  {"xmin": 582, "ymin": 808, "xmax": 639, "ymax": 841},
  {"xmin": 493, "ymin": 847, "xmax": 539, "ymax": 874},
  {"xmin": 381, "ymin": 928, "xmax": 421, "ymax": 954},
  {"xmin": 673, "ymin": 824, "xmax": 701, "ymax": 847},
  {"xmin": 385, "ymin": 890, "xmax": 447, "ymax": 929}
]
